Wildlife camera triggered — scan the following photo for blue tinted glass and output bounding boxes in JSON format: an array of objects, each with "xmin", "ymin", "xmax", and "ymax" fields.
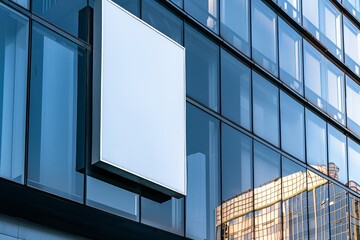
[
  {"xmin": 28, "ymin": 23, "xmax": 86, "ymax": 202},
  {"xmin": 186, "ymin": 103, "xmax": 220, "ymax": 240},
  {"xmin": 0, "ymin": 4, "xmax": 28, "ymax": 183},
  {"xmin": 327, "ymin": 125, "xmax": 347, "ymax": 183},
  {"xmin": 170, "ymin": 0, "xmax": 183, "ymax": 8},
  {"xmin": 184, "ymin": 0, "xmax": 218, "ymax": 33},
  {"xmin": 141, "ymin": 197, "xmax": 184, "ymax": 235},
  {"xmin": 220, "ymin": 0, "xmax": 250, "ymax": 55},
  {"xmin": 306, "ymin": 109, "xmax": 327, "ymax": 173},
  {"xmin": 185, "ymin": 24, "xmax": 219, "ymax": 112},
  {"xmin": 86, "ymin": 176, "xmax": 139, "ymax": 221},
  {"xmin": 277, "ymin": 0, "xmax": 301, "ymax": 23},
  {"xmin": 282, "ymin": 157, "xmax": 308, "ymax": 239},
  {"xmin": 11, "ymin": 0, "xmax": 29, "ymax": 9},
  {"xmin": 279, "ymin": 18, "xmax": 303, "ymax": 95},
  {"xmin": 302, "ymin": 0, "xmax": 343, "ymax": 60},
  {"xmin": 221, "ymin": 123, "xmax": 252, "ymax": 202},
  {"xmin": 112, "ymin": 0, "xmax": 140, "ymax": 17},
  {"xmin": 348, "ymin": 139, "xmax": 360, "ymax": 188},
  {"xmin": 32, "ymin": 0, "xmax": 88, "ymax": 41},
  {"xmin": 307, "ymin": 170, "xmax": 330, "ymax": 239},
  {"xmin": 344, "ymin": 17, "xmax": 360, "ymax": 77},
  {"xmin": 254, "ymin": 141, "xmax": 281, "ymax": 239},
  {"xmin": 304, "ymin": 41, "xmax": 345, "ymax": 125},
  {"xmin": 142, "ymin": 0, "xmax": 183, "ymax": 45},
  {"xmin": 280, "ymin": 91, "xmax": 305, "ymax": 161},
  {"xmin": 221, "ymin": 49, "xmax": 251, "ymax": 130},
  {"xmin": 343, "ymin": 0, "xmax": 360, "ymax": 21},
  {"xmin": 253, "ymin": 72, "xmax": 280, "ymax": 147},
  {"xmin": 252, "ymin": 0, "xmax": 278, "ymax": 76},
  {"xmin": 329, "ymin": 183, "xmax": 348, "ymax": 239},
  {"xmin": 346, "ymin": 76, "xmax": 360, "ymax": 136}
]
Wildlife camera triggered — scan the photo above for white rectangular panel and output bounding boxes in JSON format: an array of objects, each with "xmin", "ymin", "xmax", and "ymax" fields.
[{"xmin": 93, "ymin": 0, "xmax": 186, "ymax": 197}]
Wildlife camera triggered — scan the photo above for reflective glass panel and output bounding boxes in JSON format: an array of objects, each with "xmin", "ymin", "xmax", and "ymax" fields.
[
  {"xmin": 349, "ymin": 194, "xmax": 360, "ymax": 238},
  {"xmin": 186, "ymin": 103, "xmax": 220, "ymax": 240},
  {"xmin": 277, "ymin": 0, "xmax": 301, "ymax": 23},
  {"xmin": 328, "ymin": 125, "xmax": 347, "ymax": 184},
  {"xmin": 141, "ymin": 197, "xmax": 184, "ymax": 235},
  {"xmin": 0, "ymin": 4, "xmax": 28, "ymax": 183},
  {"xmin": 348, "ymin": 138, "xmax": 360, "ymax": 193},
  {"xmin": 303, "ymin": 0, "xmax": 343, "ymax": 60},
  {"xmin": 170, "ymin": 0, "xmax": 183, "ymax": 8},
  {"xmin": 86, "ymin": 176, "xmax": 139, "ymax": 221},
  {"xmin": 329, "ymin": 184, "xmax": 348, "ymax": 239},
  {"xmin": 185, "ymin": 24, "xmax": 219, "ymax": 112},
  {"xmin": 252, "ymin": 0, "xmax": 278, "ymax": 76},
  {"xmin": 307, "ymin": 169, "xmax": 330, "ymax": 239},
  {"xmin": 220, "ymin": 0, "xmax": 250, "ymax": 55},
  {"xmin": 254, "ymin": 141, "xmax": 281, "ymax": 239},
  {"xmin": 142, "ymin": 0, "xmax": 183, "ymax": 45},
  {"xmin": 112, "ymin": 0, "xmax": 140, "ymax": 17},
  {"xmin": 11, "ymin": 0, "xmax": 29, "ymax": 9},
  {"xmin": 346, "ymin": 76, "xmax": 360, "ymax": 136},
  {"xmin": 28, "ymin": 23, "xmax": 86, "ymax": 202},
  {"xmin": 344, "ymin": 17, "xmax": 360, "ymax": 77},
  {"xmin": 280, "ymin": 91, "xmax": 305, "ymax": 161},
  {"xmin": 279, "ymin": 18, "xmax": 303, "ymax": 95},
  {"xmin": 282, "ymin": 157, "xmax": 308, "ymax": 239},
  {"xmin": 253, "ymin": 71, "xmax": 279, "ymax": 147},
  {"xmin": 304, "ymin": 41, "xmax": 345, "ymax": 125},
  {"xmin": 221, "ymin": 49, "xmax": 251, "ymax": 130},
  {"xmin": 32, "ymin": 0, "xmax": 88, "ymax": 41},
  {"xmin": 184, "ymin": 0, "xmax": 218, "ymax": 33},
  {"xmin": 344, "ymin": 0, "xmax": 360, "ymax": 21},
  {"xmin": 306, "ymin": 109, "xmax": 327, "ymax": 173}
]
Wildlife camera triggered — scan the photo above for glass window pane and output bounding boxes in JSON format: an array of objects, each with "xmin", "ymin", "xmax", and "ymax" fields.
[
  {"xmin": 32, "ymin": 0, "xmax": 88, "ymax": 41},
  {"xmin": 328, "ymin": 125, "xmax": 347, "ymax": 184},
  {"xmin": 344, "ymin": 17, "xmax": 360, "ymax": 76},
  {"xmin": 329, "ymin": 184, "xmax": 348, "ymax": 240},
  {"xmin": 304, "ymin": 41, "xmax": 345, "ymax": 125},
  {"xmin": 349, "ymin": 194, "xmax": 360, "ymax": 237},
  {"xmin": 185, "ymin": 24, "xmax": 219, "ymax": 112},
  {"xmin": 86, "ymin": 176, "xmax": 139, "ymax": 221},
  {"xmin": 254, "ymin": 141, "xmax": 281, "ymax": 239},
  {"xmin": 11, "ymin": 0, "xmax": 29, "ymax": 9},
  {"xmin": 141, "ymin": 197, "xmax": 184, "ymax": 235},
  {"xmin": 170, "ymin": 0, "xmax": 183, "ymax": 8},
  {"xmin": 221, "ymin": 123, "xmax": 253, "ymax": 239},
  {"xmin": 0, "ymin": 4, "xmax": 28, "ymax": 183},
  {"xmin": 306, "ymin": 109, "xmax": 327, "ymax": 173},
  {"xmin": 279, "ymin": 18, "xmax": 303, "ymax": 95},
  {"xmin": 282, "ymin": 157, "xmax": 308, "ymax": 239},
  {"xmin": 253, "ymin": 71, "xmax": 280, "ymax": 147},
  {"xmin": 186, "ymin": 103, "xmax": 220, "ymax": 240},
  {"xmin": 252, "ymin": 0, "xmax": 278, "ymax": 76},
  {"xmin": 28, "ymin": 23, "xmax": 86, "ymax": 202},
  {"xmin": 277, "ymin": 0, "xmax": 301, "ymax": 23},
  {"xmin": 142, "ymin": 0, "xmax": 183, "ymax": 45},
  {"xmin": 220, "ymin": 0, "xmax": 250, "ymax": 55},
  {"xmin": 303, "ymin": 0, "xmax": 343, "ymax": 60},
  {"xmin": 280, "ymin": 91, "xmax": 305, "ymax": 161},
  {"xmin": 184, "ymin": 0, "xmax": 218, "ymax": 33},
  {"xmin": 221, "ymin": 123, "xmax": 252, "ymax": 201},
  {"xmin": 344, "ymin": 0, "xmax": 360, "ymax": 21},
  {"xmin": 348, "ymin": 138, "xmax": 360, "ymax": 192},
  {"xmin": 221, "ymin": 49, "xmax": 251, "ymax": 130},
  {"xmin": 112, "ymin": 0, "xmax": 140, "ymax": 17},
  {"xmin": 346, "ymin": 76, "xmax": 360, "ymax": 136},
  {"xmin": 307, "ymin": 169, "xmax": 330, "ymax": 239}
]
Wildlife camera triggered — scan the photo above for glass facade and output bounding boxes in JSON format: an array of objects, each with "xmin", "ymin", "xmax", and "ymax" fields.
[{"xmin": 2, "ymin": 0, "xmax": 360, "ymax": 239}]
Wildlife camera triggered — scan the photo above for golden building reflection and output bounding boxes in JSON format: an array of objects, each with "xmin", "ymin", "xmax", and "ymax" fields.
[{"xmin": 217, "ymin": 164, "xmax": 360, "ymax": 239}]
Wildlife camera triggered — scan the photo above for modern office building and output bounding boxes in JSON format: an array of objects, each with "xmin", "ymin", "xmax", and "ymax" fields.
[{"xmin": 2, "ymin": 0, "xmax": 360, "ymax": 239}]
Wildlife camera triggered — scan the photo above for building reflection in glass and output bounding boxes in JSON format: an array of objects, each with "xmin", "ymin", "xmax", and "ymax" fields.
[{"xmin": 217, "ymin": 155, "xmax": 356, "ymax": 239}]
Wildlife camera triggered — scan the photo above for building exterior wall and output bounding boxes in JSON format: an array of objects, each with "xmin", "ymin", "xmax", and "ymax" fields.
[{"xmin": 1, "ymin": 0, "xmax": 360, "ymax": 239}]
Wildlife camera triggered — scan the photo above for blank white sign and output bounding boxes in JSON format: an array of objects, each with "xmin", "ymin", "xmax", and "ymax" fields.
[{"xmin": 96, "ymin": 0, "xmax": 186, "ymax": 196}]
